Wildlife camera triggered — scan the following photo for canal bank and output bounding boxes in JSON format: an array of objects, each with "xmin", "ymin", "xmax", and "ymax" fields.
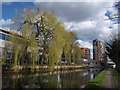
[{"xmin": 2, "ymin": 65, "xmax": 102, "ymax": 74}]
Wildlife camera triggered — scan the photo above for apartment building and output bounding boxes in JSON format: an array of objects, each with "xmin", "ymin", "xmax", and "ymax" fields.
[
  {"xmin": 81, "ymin": 48, "xmax": 90, "ymax": 59},
  {"xmin": 0, "ymin": 28, "xmax": 12, "ymax": 61},
  {"xmin": 93, "ymin": 39, "xmax": 104, "ymax": 61}
]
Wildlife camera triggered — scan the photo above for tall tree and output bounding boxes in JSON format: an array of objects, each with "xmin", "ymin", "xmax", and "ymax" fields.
[{"xmin": 106, "ymin": 34, "xmax": 120, "ymax": 71}]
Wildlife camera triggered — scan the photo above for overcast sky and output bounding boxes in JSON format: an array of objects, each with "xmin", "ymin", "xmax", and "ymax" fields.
[{"xmin": 0, "ymin": 1, "xmax": 119, "ymax": 59}]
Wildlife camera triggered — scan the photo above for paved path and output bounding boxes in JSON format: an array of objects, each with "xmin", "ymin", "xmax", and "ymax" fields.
[{"xmin": 103, "ymin": 70, "xmax": 119, "ymax": 88}]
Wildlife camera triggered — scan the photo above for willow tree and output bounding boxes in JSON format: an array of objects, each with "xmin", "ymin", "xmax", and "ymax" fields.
[
  {"xmin": 10, "ymin": 21, "xmax": 39, "ymax": 72},
  {"xmin": 12, "ymin": 8, "xmax": 58, "ymax": 65},
  {"xmin": 11, "ymin": 7, "xmax": 82, "ymax": 69},
  {"xmin": 28, "ymin": 32, "xmax": 38, "ymax": 72},
  {"xmin": 10, "ymin": 32, "xmax": 20, "ymax": 69},
  {"xmin": 48, "ymin": 22, "xmax": 67, "ymax": 66},
  {"xmin": 63, "ymin": 32, "xmax": 72, "ymax": 64},
  {"xmin": 62, "ymin": 32, "xmax": 77, "ymax": 64},
  {"xmin": 2, "ymin": 42, "xmax": 7, "ymax": 65},
  {"xmin": 73, "ymin": 42, "xmax": 82, "ymax": 64},
  {"xmin": 13, "ymin": 7, "xmax": 75, "ymax": 66}
]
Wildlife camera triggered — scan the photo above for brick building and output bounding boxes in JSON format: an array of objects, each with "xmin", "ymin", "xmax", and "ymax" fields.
[
  {"xmin": 93, "ymin": 39, "xmax": 104, "ymax": 62},
  {"xmin": 81, "ymin": 48, "xmax": 90, "ymax": 59}
]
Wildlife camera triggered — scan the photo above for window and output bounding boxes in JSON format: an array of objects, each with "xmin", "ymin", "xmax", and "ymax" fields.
[
  {"xmin": 2, "ymin": 34, "xmax": 6, "ymax": 40},
  {"xmin": 6, "ymin": 35, "xmax": 10, "ymax": 41},
  {"xmin": 6, "ymin": 52, "xmax": 12, "ymax": 59},
  {"xmin": 0, "ymin": 34, "xmax": 10, "ymax": 41},
  {"xmin": 0, "ymin": 33, "xmax": 2, "ymax": 39}
]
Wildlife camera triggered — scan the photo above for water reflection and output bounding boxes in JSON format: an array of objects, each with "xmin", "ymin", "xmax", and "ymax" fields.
[{"xmin": 2, "ymin": 68, "xmax": 102, "ymax": 88}]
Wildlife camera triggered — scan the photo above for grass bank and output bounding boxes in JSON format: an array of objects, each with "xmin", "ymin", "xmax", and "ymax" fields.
[
  {"xmin": 112, "ymin": 69, "xmax": 120, "ymax": 84},
  {"xmin": 85, "ymin": 69, "xmax": 107, "ymax": 88}
]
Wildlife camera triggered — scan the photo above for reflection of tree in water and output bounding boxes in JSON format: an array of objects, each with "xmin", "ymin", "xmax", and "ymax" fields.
[
  {"xmin": 60, "ymin": 71, "xmax": 87, "ymax": 88},
  {"xmin": 47, "ymin": 75, "xmax": 58, "ymax": 88},
  {"xmin": 2, "ymin": 69, "xmax": 102, "ymax": 88}
]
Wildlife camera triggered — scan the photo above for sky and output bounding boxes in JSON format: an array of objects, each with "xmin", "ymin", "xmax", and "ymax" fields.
[{"xmin": 0, "ymin": 0, "xmax": 119, "ymax": 59}]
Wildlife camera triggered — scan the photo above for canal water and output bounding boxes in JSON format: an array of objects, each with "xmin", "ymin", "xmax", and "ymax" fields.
[{"xmin": 2, "ymin": 68, "xmax": 102, "ymax": 88}]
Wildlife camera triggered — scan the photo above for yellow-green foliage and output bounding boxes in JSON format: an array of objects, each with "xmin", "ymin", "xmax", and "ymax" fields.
[
  {"xmin": 29, "ymin": 33, "xmax": 38, "ymax": 72},
  {"xmin": 10, "ymin": 20, "xmax": 38, "ymax": 69},
  {"xmin": 10, "ymin": 32, "xmax": 19, "ymax": 67},
  {"xmin": 9, "ymin": 7, "xmax": 82, "ymax": 68},
  {"xmin": 2, "ymin": 48, "xmax": 7, "ymax": 65},
  {"xmin": 48, "ymin": 19, "xmax": 66, "ymax": 66},
  {"xmin": 74, "ymin": 43, "xmax": 82, "ymax": 64}
]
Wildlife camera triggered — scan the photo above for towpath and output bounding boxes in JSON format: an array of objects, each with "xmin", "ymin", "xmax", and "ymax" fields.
[{"xmin": 102, "ymin": 69, "xmax": 119, "ymax": 88}]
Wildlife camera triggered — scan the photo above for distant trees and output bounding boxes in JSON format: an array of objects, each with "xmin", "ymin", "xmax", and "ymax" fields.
[
  {"xmin": 106, "ymin": 34, "xmax": 120, "ymax": 72},
  {"xmin": 2, "ymin": 7, "xmax": 82, "ymax": 70}
]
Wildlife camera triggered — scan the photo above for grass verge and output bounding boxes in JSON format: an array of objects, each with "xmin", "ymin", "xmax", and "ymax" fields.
[{"xmin": 85, "ymin": 69, "xmax": 107, "ymax": 88}]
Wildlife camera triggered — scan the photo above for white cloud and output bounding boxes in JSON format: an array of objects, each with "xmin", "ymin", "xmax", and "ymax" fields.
[
  {"xmin": 65, "ymin": 20, "xmax": 97, "ymax": 30},
  {"xmin": 76, "ymin": 40, "xmax": 93, "ymax": 49},
  {"xmin": 34, "ymin": 2, "xmax": 113, "ymax": 22},
  {"xmin": 0, "ymin": 19, "xmax": 14, "ymax": 25},
  {"xmin": 79, "ymin": 21, "xmax": 97, "ymax": 29},
  {"xmin": 0, "ymin": 19, "xmax": 14, "ymax": 28},
  {"xmin": 63, "ymin": 4, "xmax": 118, "ymax": 41},
  {"xmin": 33, "ymin": 2, "xmax": 118, "ymax": 42}
]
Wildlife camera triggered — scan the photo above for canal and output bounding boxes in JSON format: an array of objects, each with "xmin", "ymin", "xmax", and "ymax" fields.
[{"xmin": 2, "ymin": 68, "xmax": 102, "ymax": 88}]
